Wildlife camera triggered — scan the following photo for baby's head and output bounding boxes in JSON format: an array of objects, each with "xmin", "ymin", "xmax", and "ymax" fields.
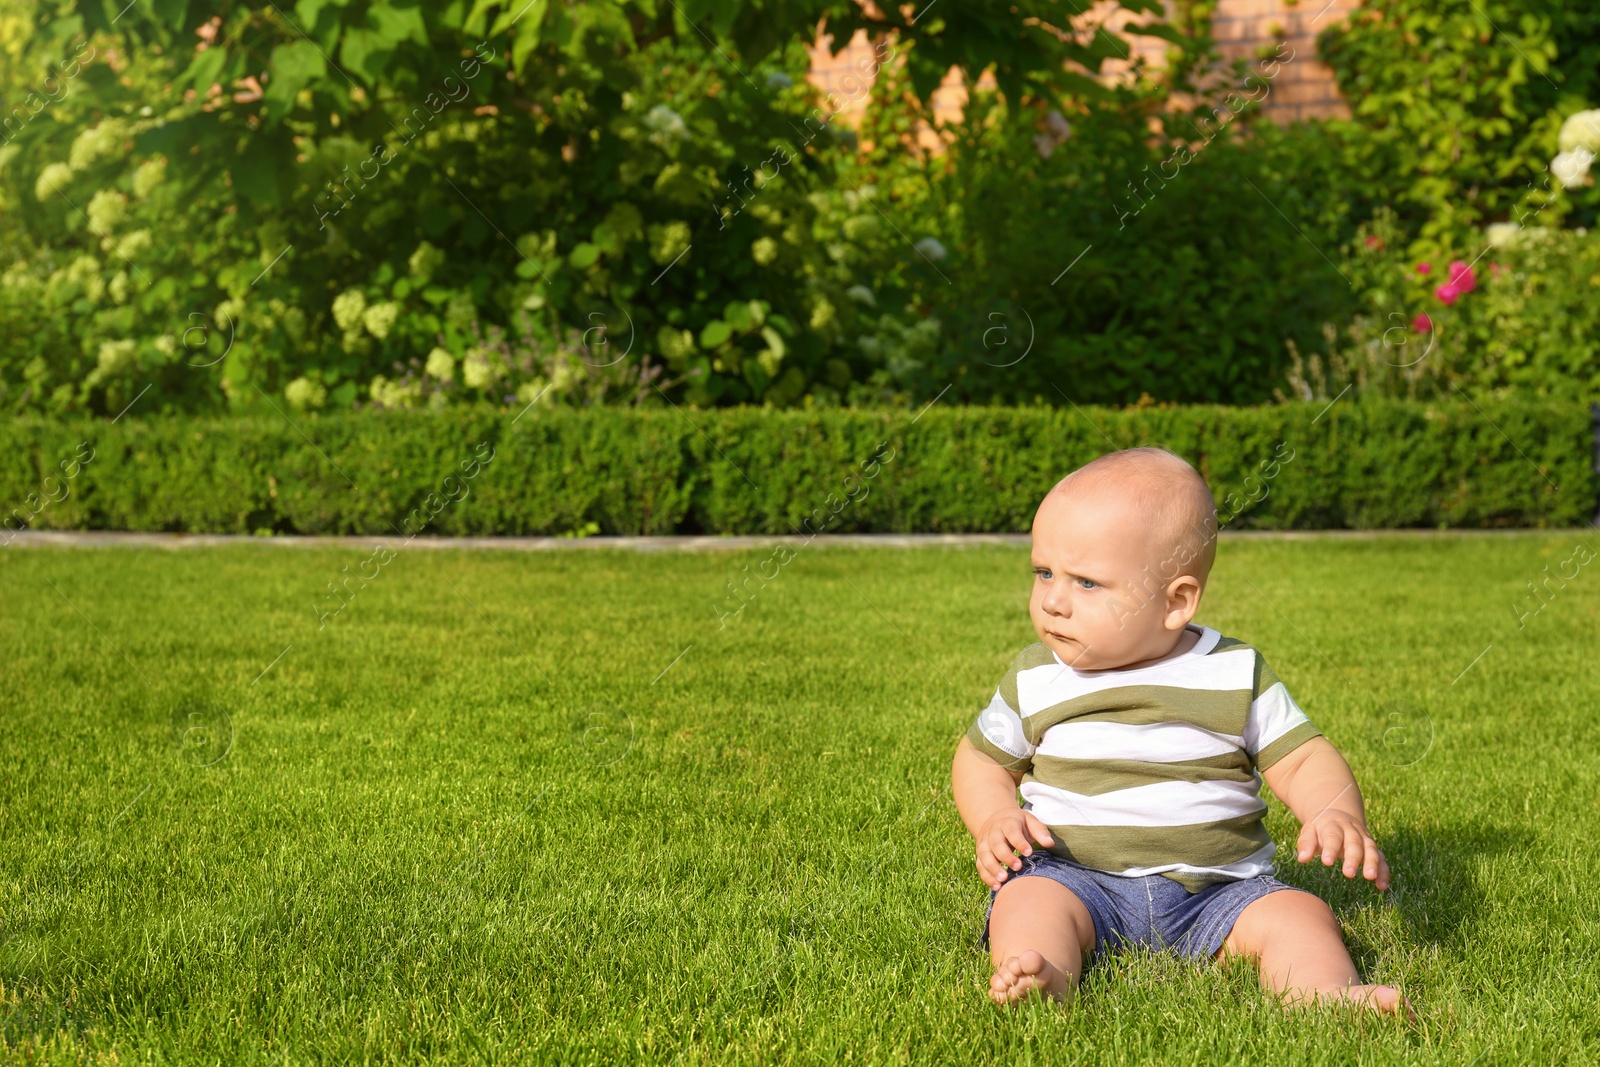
[{"xmin": 1029, "ymin": 447, "xmax": 1217, "ymax": 671}]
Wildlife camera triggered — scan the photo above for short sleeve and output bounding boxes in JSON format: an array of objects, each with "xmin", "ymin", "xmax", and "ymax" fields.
[
  {"xmin": 965, "ymin": 662, "xmax": 1036, "ymax": 773},
  {"xmin": 1242, "ymin": 653, "xmax": 1322, "ymax": 770}
]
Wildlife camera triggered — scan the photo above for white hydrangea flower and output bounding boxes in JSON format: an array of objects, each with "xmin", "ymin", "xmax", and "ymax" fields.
[
  {"xmin": 69, "ymin": 121, "xmax": 124, "ymax": 169},
  {"xmin": 50, "ymin": 254, "xmax": 105, "ymax": 303},
  {"xmin": 332, "ymin": 289, "xmax": 367, "ymax": 331},
  {"xmin": 368, "ymin": 375, "xmax": 421, "ymax": 409},
  {"xmin": 114, "ymin": 229, "xmax": 152, "ymax": 260},
  {"xmin": 548, "ymin": 359, "xmax": 576, "ymax": 394},
  {"xmin": 644, "ymin": 104, "xmax": 688, "ymax": 143},
  {"xmin": 1558, "ymin": 109, "xmax": 1600, "ymax": 155},
  {"xmin": 444, "ymin": 292, "xmax": 478, "ymax": 333},
  {"xmin": 1550, "ymin": 148, "xmax": 1595, "ymax": 189},
  {"xmin": 656, "ymin": 327, "xmax": 695, "ymax": 364},
  {"xmin": 751, "ymin": 237, "xmax": 778, "ymax": 265},
  {"xmin": 1485, "ymin": 222, "xmax": 1521, "ymax": 249},
  {"xmin": 109, "ymin": 271, "xmax": 130, "ymax": 304},
  {"xmin": 67, "ymin": 254, "xmax": 101, "ymax": 281},
  {"xmin": 914, "ymin": 236, "xmax": 947, "ymax": 262},
  {"xmin": 461, "ymin": 348, "xmax": 494, "ymax": 389},
  {"xmin": 97, "ymin": 338, "xmax": 137, "ymax": 377},
  {"xmin": 515, "ymin": 378, "xmax": 552, "ymax": 407},
  {"xmin": 408, "ymin": 241, "xmax": 445, "ymax": 279},
  {"xmin": 132, "ymin": 158, "xmax": 166, "ymax": 198},
  {"xmin": 86, "ymin": 189, "xmax": 127, "ymax": 233},
  {"xmin": 284, "ymin": 377, "xmax": 327, "ymax": 410},
  {"xmin": 649, "ymin": 221, "xmax": 691, "ymax": 265},
  {"xmin": 362, "ymin": 301, "xmax": 399, "ymax": 340},
  {"xmin": 425, "ymin": 347, "xmax": 456, "ymax": 381},
  {"xmin": 340, "ymin": 328, "xmax": 370, "ymax": 356},
  {"xmin": 35, "ymin": 162, "xmax": 73, "ymax": 202},
  {"xmin": 810, "ymin": 296, "xmax": 836, "ymax": 330}
]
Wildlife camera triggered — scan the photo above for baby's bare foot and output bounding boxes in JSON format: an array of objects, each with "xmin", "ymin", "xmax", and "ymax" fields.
[
  {"xmin": 989, "ymin": 950, "xmax": 1071, "ymax": 1005},
  {"xmin": 1296, "ymin": 984, "xmax": 1415, "ymax": 1021}
]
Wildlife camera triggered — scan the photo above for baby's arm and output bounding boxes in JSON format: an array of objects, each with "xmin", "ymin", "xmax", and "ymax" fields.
[
  {"xmin": 952, "ymin": 737, "xmax": 1054, "ymax": 890},
  {"xmin": 1261, "ymin": 737, "xmax": 1391, "ymax": 890}
]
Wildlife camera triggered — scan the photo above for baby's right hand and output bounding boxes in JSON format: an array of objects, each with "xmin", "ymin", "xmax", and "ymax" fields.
[{"xmin": 975, "ymin": 809, "xmax": 1055, "ymax": 890}]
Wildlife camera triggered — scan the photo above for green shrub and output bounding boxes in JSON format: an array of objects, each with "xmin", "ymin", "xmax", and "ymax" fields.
[
  {"xmin": 1316, "ymin": 0, "xmax": 1600, "ymax": 242},
  {"xmin": 0, "ymin": 0, "xmax": 1192, "ymax": 419},
  {"xmin": 1, "ymin": 401, "xmax": 1589, "ymax": 538},
  {"xmin": 1285, "ymin": 212, "xmax": 1600, "ymax": 403}
]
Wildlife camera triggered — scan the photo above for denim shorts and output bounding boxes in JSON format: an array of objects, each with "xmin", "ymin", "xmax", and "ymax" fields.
[{"xmin": 981, "ymin": 851, "xmax": 1296, "ymax": 962}]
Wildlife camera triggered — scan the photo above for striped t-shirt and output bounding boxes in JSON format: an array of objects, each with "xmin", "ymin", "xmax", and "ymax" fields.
[{"xmin": 966, "ymin": 624, "xmax": 1321, "ymax": 892}]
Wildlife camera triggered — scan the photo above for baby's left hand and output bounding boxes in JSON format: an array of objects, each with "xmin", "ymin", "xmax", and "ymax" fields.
[{"xmin": 1297, "ymin": 809, "xmax": 1391, "ymax": 891}]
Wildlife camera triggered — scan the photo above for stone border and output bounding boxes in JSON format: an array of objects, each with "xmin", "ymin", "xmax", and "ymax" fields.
[{"xmin": 1, "ymin": 529, "xmax": 1569, "ymax": 552}]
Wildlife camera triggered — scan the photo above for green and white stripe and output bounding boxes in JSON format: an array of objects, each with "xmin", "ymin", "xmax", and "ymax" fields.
[{"xmin": 967, "ymin": 626, "xmax": 1321, "ymax": 892}]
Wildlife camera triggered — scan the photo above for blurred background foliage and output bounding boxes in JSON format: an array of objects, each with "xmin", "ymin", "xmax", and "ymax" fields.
[{"xmin": 0, "ymin": 0, "xmax": 1596, "ymax": 420}]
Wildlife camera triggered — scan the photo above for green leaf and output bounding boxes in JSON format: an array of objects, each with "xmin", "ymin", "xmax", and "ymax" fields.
[
  {"xmin": 568, "ymin": 242, "xmax": 601, "ymax": 269},
  {"xmin": 368, "ymin": 3, "xmax": 429, "ymax": 48},
  {"xmin": 1122, "ymin": 22, "xmax": 1186, "ymax": 45},
  {"xmin": 340, "ymin": 28, "xmax": 390, "ymax": 85},
  {"xmin": 185, "ymin": 45, "xmax": 228, "ymax": 93},
  {"xmin": 263, "ymin": 40, "xmax": 326, "ymax": 120},
  {"xmin": 464, "ymin": 0, "xmax": 500, "ymax": 36},
  {"xmin": 509, "ymin": 2, "xmax": 548, "ymax": 73},
  {"xmin": 699, "ymin": 320, "xmax": 731, "ymax": 348},
  {"xmin": 491, "ymin": 0, "xmax": 545, "ymax": 35},
  {"xmin": 296, "ymin": 0, "xmax": 347, "ymax": 32},
  {"xmin": 760, "ymin": 326, "xmax": 786, "ymax": 362}
]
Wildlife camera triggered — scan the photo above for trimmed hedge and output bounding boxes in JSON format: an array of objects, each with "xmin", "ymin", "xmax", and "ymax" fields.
[{"xmin": 0, "ymin": 401, "xmax": 1593, "ymax": 537}]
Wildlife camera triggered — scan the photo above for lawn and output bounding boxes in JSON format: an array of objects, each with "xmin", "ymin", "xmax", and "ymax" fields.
[{"xmin": 2, "ymin": 534, "xmax": 1597, "ymax": 1065}]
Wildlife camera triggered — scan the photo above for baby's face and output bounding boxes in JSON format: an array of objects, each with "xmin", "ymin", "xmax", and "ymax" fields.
[{"xmin": 1028, "ymin": 486, "xmax": 1196, "ymax": 672}]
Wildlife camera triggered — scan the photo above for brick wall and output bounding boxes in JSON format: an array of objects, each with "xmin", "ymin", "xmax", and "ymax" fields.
[
  {"xmin": 1210, "ymin": 0, "xmax": 1361, "ymax": 122},
  {"xmin": 805, "ymin": 0, "xmax": 1361, "ymax": 132}
]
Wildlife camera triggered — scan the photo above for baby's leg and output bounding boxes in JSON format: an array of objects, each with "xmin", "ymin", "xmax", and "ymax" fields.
[
  {"xmin": 987, "ymin": 877, "xmax": 1096, "ymax": 1005},
  {"xmin": 1219, "ymin": 889, "xmax": 1411, "ymax": 1017}
]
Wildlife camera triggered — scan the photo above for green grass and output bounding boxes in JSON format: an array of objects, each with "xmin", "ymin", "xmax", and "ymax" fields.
[{"xmin": 2, "ymin": 535, "xmax": 1598, "ymax": 1064}]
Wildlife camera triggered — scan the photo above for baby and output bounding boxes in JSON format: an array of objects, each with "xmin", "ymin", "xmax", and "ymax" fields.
[{"xmin": 952, "ymin": 447, "xmax": 1408, "ymax": 1013}]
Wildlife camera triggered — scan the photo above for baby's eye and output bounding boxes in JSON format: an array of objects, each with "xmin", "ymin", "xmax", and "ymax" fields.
[
  {"xmin": 1034, "ymin": 568, "xmax": 1053, "ymax": 581},
  {"xmin": 1076, "ymin": 577, "xmax": 1098, "ymax": 590}
]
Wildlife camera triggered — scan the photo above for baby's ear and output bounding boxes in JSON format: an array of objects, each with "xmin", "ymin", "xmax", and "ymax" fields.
[{"xmin": 1162, "ymin": 575, "xmax": 1204, "ymax": 627}]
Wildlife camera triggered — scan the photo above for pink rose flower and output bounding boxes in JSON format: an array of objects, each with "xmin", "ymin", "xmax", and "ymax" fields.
[
  {"xmin": 1447, "ymin": 260, "xmax": 1476, "ymax": 293},
  {"xmin": 1412, "ymin": 313, "xmax": 1433, "ymax": 332},
  {"xmin": 1434, "ymin": 282, "xmax": 1460, "ymax": 305},
  {"xmin": 1416, "ymin": 262, "xmax": 1432, "ymax": 275}
]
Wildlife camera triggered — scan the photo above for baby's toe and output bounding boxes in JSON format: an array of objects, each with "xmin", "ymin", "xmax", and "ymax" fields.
[
  {"xmin": 1334, "ymin": 984, "xmax": 1415, "ymax": 1022},
  {"xmin": 1013, "ymin": 950, "xmax": 1048, "ymax": 979}
]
